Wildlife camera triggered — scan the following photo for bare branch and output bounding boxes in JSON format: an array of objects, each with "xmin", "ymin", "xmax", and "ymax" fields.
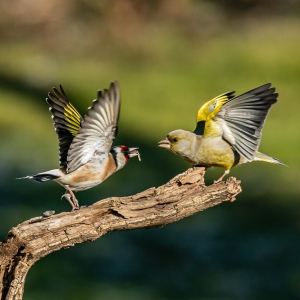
[{"xmin": 0, "ymin": 167, "xmax": 241, "ymax": 300}]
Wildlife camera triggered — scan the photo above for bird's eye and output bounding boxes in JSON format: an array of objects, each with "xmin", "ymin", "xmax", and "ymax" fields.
[{"xmin": 173, "ymin": 138, "xmax": 178, "ymax": 142}]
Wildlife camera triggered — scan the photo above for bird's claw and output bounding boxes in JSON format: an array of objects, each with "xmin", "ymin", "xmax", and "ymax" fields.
[
  {"xmin": 71, "ymin": 206, "xmax": 80, "ymax": 212},
  {"xmin": 62, "ymin": 193, "xmax": 80, "ymax": 211},
  {"xmin": 71, "ymin": 205, "xmax": 88, "ymax": 212}
]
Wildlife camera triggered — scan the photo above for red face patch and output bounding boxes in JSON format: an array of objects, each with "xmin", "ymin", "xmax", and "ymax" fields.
[
  {"xmin": 120, "ymin": 145, "xmax": 129, "ymax": 152},
  {"xmin": 120, "ymin": 145, "xmax": 130, "ymax": 162}
]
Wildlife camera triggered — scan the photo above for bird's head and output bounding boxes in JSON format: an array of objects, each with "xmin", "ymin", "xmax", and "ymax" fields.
[
  {"xmin": 158, "ymin": 129, "xmax": 195, "ymax": 158},
  {"xmin": 110, "ymin": 146, "xmax": 141, "ymax": 170}
]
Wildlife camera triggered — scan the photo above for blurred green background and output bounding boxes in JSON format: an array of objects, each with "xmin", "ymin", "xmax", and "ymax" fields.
[{"xmin": 1, "ymin": 0, "xmax": 300, "ymax": 299}]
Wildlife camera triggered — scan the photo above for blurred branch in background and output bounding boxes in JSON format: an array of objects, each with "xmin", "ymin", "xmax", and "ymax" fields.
[{"xmin": 0, "ymin": 168, "xmax": 241, "ymax": 300}]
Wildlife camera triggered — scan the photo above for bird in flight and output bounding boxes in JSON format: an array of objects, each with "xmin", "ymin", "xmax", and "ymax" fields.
[
  {"xmin": 20, "ymin": 81, "xmax": 140, "ymax": 210},
  {"xmin": 158, "ymin": 83, "xmax": 285, "ymax": 182}
]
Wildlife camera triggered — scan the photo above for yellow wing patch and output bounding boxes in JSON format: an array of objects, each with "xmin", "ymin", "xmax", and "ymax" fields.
[
  {"xmin": 196, "ymin": 91, "xmax": 235, "ymax": 137},
  {"xmin": 196, "ymin": 92, "xmax": 234, "ymax": 123},
  {"xmin": 64, "ymin": 103, "xmax": 82, "ymax": 135},
  {"xmin": 196, "ymin": 99, "xmax": 215, "ymax": 123}
]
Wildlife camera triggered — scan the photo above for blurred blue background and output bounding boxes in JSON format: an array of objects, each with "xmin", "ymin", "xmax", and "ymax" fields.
[{"xmin": 1, "ymin": 0, "xmax": 300, "ymax": 299}]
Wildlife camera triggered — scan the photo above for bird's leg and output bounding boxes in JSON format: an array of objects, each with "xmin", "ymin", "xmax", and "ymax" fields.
[
  {"xmin": 65, "ymin": 185, "xmax": 80, "ymax": 209},
  {"xmin": 215, "ymin": 169, "xmax": 230, "ymax": 183},
  {"xmin": 66, "ymin": 185, "xmax": 79, "ymax": 207},
  {"xmin": 61, "ymin": 193, "xmax": 78, "ymax": 211}
]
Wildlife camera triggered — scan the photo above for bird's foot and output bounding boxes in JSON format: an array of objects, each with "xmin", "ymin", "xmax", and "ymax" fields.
[
  {"xmin": 63, "ymin": 186, "xmax": 81, "ymax": 211},
  {"xmin": 62, "ymin": 193, "xmax": 80, "ymax": 211},
  {"xmin": 214, "ymin": 178, "xmax": 222, "ymax": 183},
  {"xmin": 71, "ymin": 205, "xmax": 87, "ymax": 211},
  {"xmin": 66, "ymin": 186, "xmax": 80, "ymax": 208},
  {"xmin": 71, "ymin": 205, "xmax": 80, "ymax": 212},
  {"xmin": 71, "ymin": 197, "xmax": 79, "ymax": 208},
  {"xmin": 214, "ymin": 170, "xmax": 230, "ymax": 183}
]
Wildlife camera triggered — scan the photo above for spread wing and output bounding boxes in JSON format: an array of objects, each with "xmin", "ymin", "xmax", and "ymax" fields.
[
  {"xmin": 46, "ymin": 85, "xmax": 83, "ymax": 168},
  {"xmin": 66, "ymin": 81, "xmax": 120, "ymax": 173},
  {"xmin": 203, "ymin": 83, "xmax": 278, "ymax": 161},
  {"xmin": 193, "ymin": 91, "xmax": 235, "ymax": 135}
]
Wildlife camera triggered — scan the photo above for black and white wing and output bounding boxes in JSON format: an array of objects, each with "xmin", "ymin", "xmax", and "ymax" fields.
[
  {"xmin": 215, "ymin": 83, "xmax": 278, "ymax": 161},
  {"xmin": 46, "ymin": 86, "xmax": 83, "ymax": 168},
  {"xmin": 66, "ymin": 81, "xmax": 120, "ymax": 173}
]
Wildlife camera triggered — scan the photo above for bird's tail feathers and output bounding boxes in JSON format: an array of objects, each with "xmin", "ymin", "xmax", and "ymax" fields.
[
  {"xmin": 17, "ymin": 169, "xmax": 61, "ymax": 183},
  {"xmin": 254, "ymin": 152, "xmax": 287, "ymax": 167}
]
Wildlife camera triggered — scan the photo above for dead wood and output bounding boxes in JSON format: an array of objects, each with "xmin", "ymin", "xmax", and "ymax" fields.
[{"xmin": 0, "ymin": 167, "xmax": 242, "ymax": 300}]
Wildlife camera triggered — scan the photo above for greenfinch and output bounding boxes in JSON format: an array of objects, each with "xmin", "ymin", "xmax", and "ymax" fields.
[{"xmin": 158, "ymin": 83, "xmax": 286, "ymax": 182}]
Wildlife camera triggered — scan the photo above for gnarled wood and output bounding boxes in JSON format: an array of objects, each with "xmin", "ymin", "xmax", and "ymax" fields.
[{"xmin": 0, "ymin": 167, "xmax": 241, "ymax": 300}]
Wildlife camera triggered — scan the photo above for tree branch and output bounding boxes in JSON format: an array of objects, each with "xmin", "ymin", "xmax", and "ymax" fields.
[{"xmin": 0, "ymin": 167, "xmax": 241, "ymax": 300}]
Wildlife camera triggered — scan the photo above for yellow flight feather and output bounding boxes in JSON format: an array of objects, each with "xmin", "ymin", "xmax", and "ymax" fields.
[
  {"xmin": 64, "ymin": 105, "xmax": 81, "ymax": 124},
  {"xmin": 68, "ymin": 103, "xmax": 82, "ymax": 120},
  {"xmin": 64, "ymin": 103, "xmax": 82, "ymax": 136}
]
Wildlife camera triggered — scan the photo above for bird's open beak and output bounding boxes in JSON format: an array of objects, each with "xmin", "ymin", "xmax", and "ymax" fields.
[
  {"xmin": 128, "ymin": 147, "xmax": 141, "ymax": 161},
  {"xmin": 158, "ymin": 138, "xmax": 171, "ymax": 149}
]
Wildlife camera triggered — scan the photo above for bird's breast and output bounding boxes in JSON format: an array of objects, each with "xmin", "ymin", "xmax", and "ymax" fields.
[
  {"xmin": 55, "ymin": 154, "xmax": 117, "ymax": 191},
  {"xmin": 193, "ymin": 136, "xmax": 235, "ymax": 169}
]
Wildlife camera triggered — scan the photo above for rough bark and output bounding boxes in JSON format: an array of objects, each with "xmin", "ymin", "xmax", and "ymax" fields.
[{"xmin": 0, "ymin": 167, "xmax": 241, "ymax": 300}]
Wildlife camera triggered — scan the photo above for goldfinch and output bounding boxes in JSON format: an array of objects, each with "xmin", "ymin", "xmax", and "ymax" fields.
[
  {"xmin": 20, "ymin": 81, "xmax": 141, "ymax": 210},
  {"xmin": 158, "ymin": 83, "xmax": 285, "ymax": 182}
]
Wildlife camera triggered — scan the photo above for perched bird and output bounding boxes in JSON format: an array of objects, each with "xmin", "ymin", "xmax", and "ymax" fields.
[
  {"xmin": 158, "ymin": 83, "xmax": 286, "ymax": 182},
  {"xmin": 20, "ymin": 81, "xmax": 141, "ymax": 210}
]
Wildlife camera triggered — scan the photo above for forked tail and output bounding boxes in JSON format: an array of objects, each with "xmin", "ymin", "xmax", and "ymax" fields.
[{"xmin": 254, "ymin": 152, "xmax": 287, "ymax": 167}]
